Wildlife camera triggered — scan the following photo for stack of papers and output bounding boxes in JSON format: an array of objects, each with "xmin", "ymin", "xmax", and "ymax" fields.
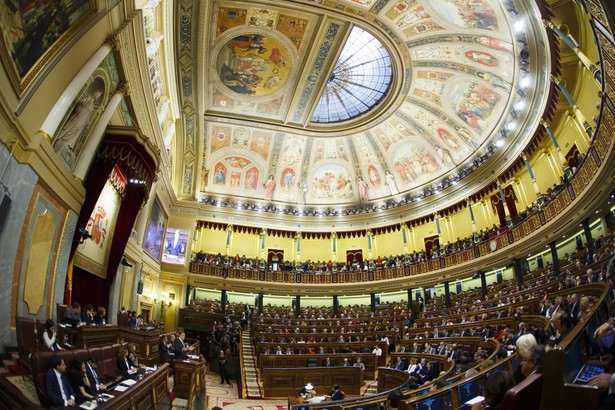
[
  {"xmin": 188, "ymin": 355, "xmax": 200, "ymax": 360},
  {"xmin": 122, "ymin": 379, "xmax": 137, "ymax": 386}
]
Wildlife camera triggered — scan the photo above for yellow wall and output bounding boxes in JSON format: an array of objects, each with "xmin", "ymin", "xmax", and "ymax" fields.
[
  {"xmin": 301, "ymin": 237, "xmax": 331, "ymax": 261},
  {"xmin": 302, "ymin": 296, "xmax": 333, "ymax": 308},
  {"xmin": 374, "ymin": 230, "xmax": 404, "ymax": 257},
  {"xmin": 339, "ymin": 294, "xmax": 371, "ymax": 306},
  {"xmin": 200, "ymin": 229, "xmax": 227, "ymax": 255},
  {"xmin": 230, "ymin": 231, "xmax": 259, "ymax": 257}
]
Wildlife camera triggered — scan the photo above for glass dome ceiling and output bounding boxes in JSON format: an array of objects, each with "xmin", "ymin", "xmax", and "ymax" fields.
[{"xmin": 310, "ymin": 26, "xmax": 393, "ymax": 123}]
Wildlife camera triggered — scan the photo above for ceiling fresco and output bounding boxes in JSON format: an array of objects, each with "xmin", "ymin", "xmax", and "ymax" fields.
[{"xmin": 193, "ymin": 0, "xmax": 550, "ymax": 209}]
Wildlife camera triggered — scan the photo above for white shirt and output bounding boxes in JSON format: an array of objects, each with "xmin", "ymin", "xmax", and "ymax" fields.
[
  {"xmin": 373, "ymin": 347, "xmax": 382, "ymax": 356},
  {"xmin": 53, "ymin": 369, "xmax": 74, "ymax": 406}
]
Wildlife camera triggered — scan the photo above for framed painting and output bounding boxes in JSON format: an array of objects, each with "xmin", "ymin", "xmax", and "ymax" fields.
[
  {"xmin": 143, "ymin": 197, "xmax": 167, "ymax": 261},
  {"xmin": 0, "ymin": 1, "xmax": 96, "ymax": 96},
  {"xmin": 161, "ymin": 228, "xmax": 190, "ymax": 265}
]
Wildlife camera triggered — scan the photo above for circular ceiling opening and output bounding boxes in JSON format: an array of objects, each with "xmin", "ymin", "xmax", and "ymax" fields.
[{"xmin": 310, "ymin": 26, "xmax": 393, "ymax": 124}]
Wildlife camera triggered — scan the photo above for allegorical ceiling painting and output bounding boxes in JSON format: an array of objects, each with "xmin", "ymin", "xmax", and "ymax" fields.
[{"xmin": 193, "ymin": 0, "xmax": 547, "ymax": 208}]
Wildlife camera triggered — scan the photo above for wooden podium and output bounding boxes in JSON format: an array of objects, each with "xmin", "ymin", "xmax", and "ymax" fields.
[{"xmin": 174, "ymin": 355, "xmax": 207, "ymax": 403}]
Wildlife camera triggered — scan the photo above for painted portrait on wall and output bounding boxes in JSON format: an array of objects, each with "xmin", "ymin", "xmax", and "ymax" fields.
[
  {"xmin": 0, "ymin": 0, "xmax": 95, "ymax": 95},
  {"xmin": 143, "ymin": 197, "xmax": 167, "ymax": 261},
  {"xmin": 161, "ymin": 228, "xmax": 190, "ymax": 265}
]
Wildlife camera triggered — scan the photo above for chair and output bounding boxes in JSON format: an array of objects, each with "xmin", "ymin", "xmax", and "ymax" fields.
[
  {"xmin": 73, "ymin": 349, "xmax": 89, "ymax": 364},
  {"xmin": 31, "ymin": 351, "xmax": 56, "ymax": 407},
  {"xmin": 500, "ymin": 373, "xmax": 542, "ymax": 410},
  {"xmin": 100, "ymin": 346, "xmax": 117, "ymax": 381},
  {"xmin": 36, "ymin": 319, "xmax": 51, "ymax": 351},
  {"xmin": 56, "ymin": 304, "xmax": 68, "ymax": 323},
  {"xmin": 306, "ymin": 358, "xmax": 318, "ymax": 367},
  {"xmin": 15, "ymin": 316, "xmax": 38, "ymax": 375}
]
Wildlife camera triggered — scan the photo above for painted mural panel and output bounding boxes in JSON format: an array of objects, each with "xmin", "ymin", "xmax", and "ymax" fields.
[
  {"xmin": 210, "ymin": 125, "xmax": 232, "ymax": 152},
  {"xmin": 0, "ymin": 0, "xmax": 94, "ymax": 94},
  {"xmin": 216, "ymin": 33, "xmax": 291, "ymax": 96},
  {"xmin": 384, "ymin": 0, "xmax": 444, "ymax": 38},
  {"xmin": 390, "ymin": 141, "xmax": 442, "ymax": 188},
  {"xmin": 309, "ymin": 164, "xmax": 356, "ymax": 203},
  {"xmin": 216, "ymin": 7, "xmax": 248, "ymax": 37},
  {"xmin": 449, "ymin": 81, "xmax": 502, "ymax": 134}
]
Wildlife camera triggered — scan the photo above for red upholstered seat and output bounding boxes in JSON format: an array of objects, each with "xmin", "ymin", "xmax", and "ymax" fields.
[
  {"xmin": 56, "ymin": 304, "xmax": 68, "ymax": 323},
  {"xmin": 100, "ymin": 346, "xmax": 117, "ymax": 381},
  {"xmin": 31, "ymin": 351, "xmax": 56, "ymax": 407},
  {"xmin": 73, "ymin": 349, "xmax": 89, "ymax": 364},
  {"xmin": 15, "ymin": 316, "xmax": 38, "ymax": 375},
  {"xmin": 500, "ymin": 373, "xmax": 543, "ymax": 410}
]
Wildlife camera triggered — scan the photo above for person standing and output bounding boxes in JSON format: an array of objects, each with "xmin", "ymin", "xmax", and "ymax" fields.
[{"xmin": 218, "ymin": 350, "xmax": 231, "ymax": 386}]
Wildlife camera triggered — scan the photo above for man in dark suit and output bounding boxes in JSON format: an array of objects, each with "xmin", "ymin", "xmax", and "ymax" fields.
[
  {"xmin": 159, "ymin": 334, "xmax": 174, "ymax": 363},
  {"xmin": 85, "ymin": 355, "xmax": 107, "ymax": 393},
  {"xmin": 46, "ymin": 354, "xmax": 76, "ymax": 408},
  {"xmin": 173, "ymin": 331, "xmax": 192, "ymax": 359},
  {"xmin": 324, "ymin": 357, "xmax": 335, "ymax": 367}
]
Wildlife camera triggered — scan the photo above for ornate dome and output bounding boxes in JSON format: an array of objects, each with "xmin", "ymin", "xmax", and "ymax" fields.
[{"xmin": 180, "ymin": 0, "xmax": 550, "ymax": 222}]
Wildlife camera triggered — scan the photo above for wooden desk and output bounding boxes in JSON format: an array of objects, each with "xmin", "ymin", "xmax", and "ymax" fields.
[
  {"xmin": 174, "ymin": 356, "xmax": 207, "ymax": 400},
  {"xmin": 80, "ymin": 363, "xmax": 169, "ymax": 410},
  {"xmin": 262, "ymin": 366, "xmax": 363, "ymax": 398}
]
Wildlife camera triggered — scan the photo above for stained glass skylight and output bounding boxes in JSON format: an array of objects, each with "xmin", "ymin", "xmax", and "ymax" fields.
[{"xmin": 311, "ymin": 26, "xmax": 393, "ymax": 123}]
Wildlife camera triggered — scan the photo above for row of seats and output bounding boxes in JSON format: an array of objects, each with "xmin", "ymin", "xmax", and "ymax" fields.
[
  {"xmin": 31, "ymin": 343, "xmax": 128, "ymax": 407},
  {"xmin": 15, "ymin": 316, "xmax": 55, "ymax": 376}
]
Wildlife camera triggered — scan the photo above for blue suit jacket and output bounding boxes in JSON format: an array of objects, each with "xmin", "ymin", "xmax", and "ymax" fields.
[{"xmin": 45, "ymin": 368, "xmax": 75, "ymax": 406}]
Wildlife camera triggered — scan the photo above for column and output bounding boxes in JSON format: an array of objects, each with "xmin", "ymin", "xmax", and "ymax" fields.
[
  {"xmin": 407, "ymin": 288, "xmax": 413, "ymax": 313},
  {"xmin": 444, "ymin": 282, "xmax": 451, "ymax": 308},
  {"xmin": 295, "ymin": 296, "xmax": 301, "ymax": 318},
  {"xmin": 468, "ymin": 199, "xmax": 477, "ymax": 233},
  {"xmin": 480, "ymin": 272, "xmax": 487, "ymax": 299},
  {"xmin": 550, "ymin": 242, "xmax": 561, "ymax": 277},
  {"xmin": 225, "ymin": 225, "xmax": 233, "ymax": 256},
  {"xmin": 497, "ymin": 179, "xmax": 513, "ymax": 227},
  {"xmin": 541, "ymin": 121, "xmax": 570, "ymax": 176},
  {"xmin": 260, "ymin": 228, "xmax": 267, "ymax": 261},
  {"xmin": 435, "ymin": 213, "xmax": 443, "ymax": 247},
  {"xmin": 367, "ymin": 229, "xmax": 374, "ymax": 259},
  {"xmin": 221, "ymin": 290, "xmax": 227, "ymax": 314},
  {"xmin": 333, "ymin": 296, "xmax": 339, "ymax": 317},
  {"xmin": 551, "ymin": 74, "xmax": 593, "ymax": 139},
  {"xmin": 401, "ymin": 223, "xmax": 409, "ymax": 253},
  {"xmin": 74, "ymin": 83, "xmax": 129, "ymax": 180},
  {"xmin": 39, "ymin": 40, "xmax": 116, "ymax": 140},
  {"xmin": 522, "ymin": 153, "xmax": 543, "ymax": 205},
  {"xmin": 581, "ymin": 219, "xmax": 595, "ymax": 259},
  {"xmin": 543, "ymin": 19, "xmax": 602, "ymax": 83},
  {"xmin": 512, "ymin": 259, "xmax": 524, "ymax": 287},
  {"xmin": 331, "ymin": 232, "xmax": 337, "ymax": 261},
  {"xmin": 370, "ymin": 293, "xmax": 376, "ymax": 313},
  {"xmin": 258, "ymin": 292, "xmax": 264, "ymax": 314},
  {"xmin": 295, "ymin": 232, "xmax": 301, "ymax": 264}
]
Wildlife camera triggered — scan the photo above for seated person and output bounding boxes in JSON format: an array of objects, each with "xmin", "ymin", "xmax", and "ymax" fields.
[
  {"xmin": 80, "ymin": 304, "xmax": 94, "ymax": 326},
  {"xmin": 85, "ymin": 355, "xmax": 107, "ymax": 393},
  {"xmin": 353, "ymin": 357, "xmax": 365, "ymax": 370},
  {"xmin": 68, "ymin": 360, "xmax": 95, "ymax": 404},
  {"xmin": 116, "ymin": 346, "xmax": 138, "ymax": 379},
  {"xmin": 46, "ymin": 354, "xmax": 76, "ymax": 408},
  {"xmin": 93, "ymin": 306, "xmax": 106, "ymax": 326},
  {"xmin": 127, "ymin": 343, "xmax": 146, "ymax": 369},
  {"xmin": 326, "ymin": 384, "xmax": 345, "ymax": 401},
  {"xmin": 43, "ymin": 319, "xmax": 63, "ymax": 351},
  {"xmin": 159, "ymin": 334, "xmax": 174, "ymax": 362},
  {"xmin": 63, "ymin": 302, "xmax": 82, "ymax": 328},
  {"xmin": 299, "ymin": 382, "xmax": 316, "ymax": 400},
  {"xmin": 471, "ymin": 371, "xmax": 515, "ymax": 410}
]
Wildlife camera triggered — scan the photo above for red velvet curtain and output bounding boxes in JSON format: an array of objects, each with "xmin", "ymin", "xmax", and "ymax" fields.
[
  {"xmin": 424, "ymin": 235, "xmax": 439, "ymax": 257},
  {"xmin": 346, "ymin": 250, "xmax": 363, "ymax": 265},
  {"xmin": 65, "ymin": 132, "xmax": 157, "ymax": 307}
]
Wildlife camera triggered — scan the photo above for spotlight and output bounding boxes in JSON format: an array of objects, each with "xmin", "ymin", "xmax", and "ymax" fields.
[{"xmin": 121, "ymin": 257, "xmax": 133, "ymax": 268}]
